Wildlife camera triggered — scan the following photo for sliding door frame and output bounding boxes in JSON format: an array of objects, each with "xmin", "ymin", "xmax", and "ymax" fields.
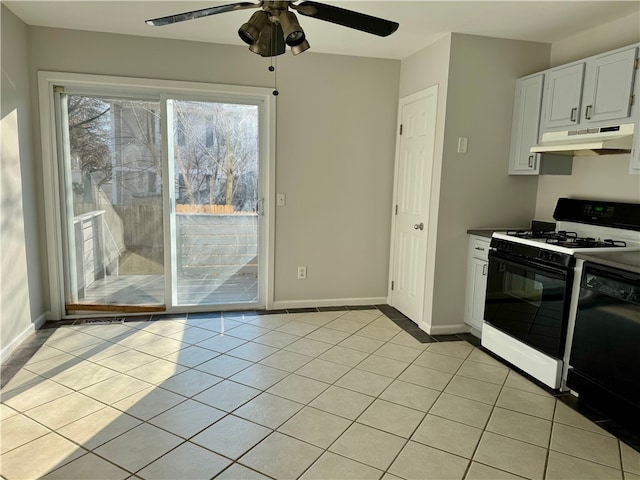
[{"xmin": 38, "ymin": 71, "xmax": 276, "ymax": 319}]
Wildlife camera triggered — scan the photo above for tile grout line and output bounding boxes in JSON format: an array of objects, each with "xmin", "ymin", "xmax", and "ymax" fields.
[{"xmin": 2, "ymin": 310, "xmax": 634, "ymax": 479}]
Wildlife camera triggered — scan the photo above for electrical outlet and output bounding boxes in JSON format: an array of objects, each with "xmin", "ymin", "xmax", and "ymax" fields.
[
  {"xmin": 277, "ymin": 193, "xmax": 286, "ymax": 206},
  {"xmin": 297, "ymin": 266, "xmax": 307, "ymax": 280}
]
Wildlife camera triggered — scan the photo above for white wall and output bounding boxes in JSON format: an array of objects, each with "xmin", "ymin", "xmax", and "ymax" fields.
[
  {"xmin": 1, "ymin": 6, "xmax": 46, "ymax": 358},
  {"xmin": 549, "ymin": 12, "xmax": 640, "ymax": 67},
  {"xmin": 535, "ymin": 157, "xmax": 640, "ymax": 220},
  {"xmin": 535, "ymin": 12, "xmax": 640, "ymax": 219},
  {"xmin": 25, "ymin": 26, "xmax": 400, "ymax": 312}
]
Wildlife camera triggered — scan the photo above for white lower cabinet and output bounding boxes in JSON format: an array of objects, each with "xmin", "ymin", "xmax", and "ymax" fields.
[{"xmin": 464, "ymin": 235, "xmax": 490, "ymax": 336}]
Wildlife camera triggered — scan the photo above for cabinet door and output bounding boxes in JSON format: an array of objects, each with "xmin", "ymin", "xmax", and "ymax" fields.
[
  {"xmin": 465, "ymin": 256, "xmax": 488, "ymax": 332},
  {"xmin": 542, "ymin": 63, "xmax": 585, "ymax": 131},
  {"xmin": 509, "ymin": 75, "xmax": 544, "ymax": 174},
  {"xmin": 630, "ymin": 123, "xmax": 640, "ymax": 174},
  {"xmin": 582, "ymin": 47, "xmax": 637, "ymax": 124}
]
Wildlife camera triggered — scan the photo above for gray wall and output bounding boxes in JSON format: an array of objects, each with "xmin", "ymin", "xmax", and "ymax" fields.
[
  {"xmin": 398, "ymin": 34, "xmax": 452, "ymax": 332},
  {"xmin": 397, "ymin": 33, "xmax": 551, "ymax": 333},
  {"xmin": 1, "ymin": 6, "xmax": 46, "ymax": 357},
  {"xmin": 432, "ymin": 34, "xmax": 550, "ymax": 331},
  {"xmin": 25, "ymin": 26, "xmax": 400, "ymax": 312},
  {"xmin": 535, "ymin": 12, "xmax": 640, "ymax": 219}
]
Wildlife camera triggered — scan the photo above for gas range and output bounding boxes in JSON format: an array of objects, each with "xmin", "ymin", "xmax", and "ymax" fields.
[
  {"xmin": 482, "ymin": 198, "xmax": 640, "ymax": 390},
  {"xmin": 492, "ymin": 222, "xmax": 640, "ymax": 257}
]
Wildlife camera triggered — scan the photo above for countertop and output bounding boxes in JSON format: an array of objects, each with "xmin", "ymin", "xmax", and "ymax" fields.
[
  {"xmin": 466, "ymin": 228, "xmax": 528, "ymax": 239},
  {"xmin": 575, "ymin": 251, "xmax": 640, "ymax": 274}
]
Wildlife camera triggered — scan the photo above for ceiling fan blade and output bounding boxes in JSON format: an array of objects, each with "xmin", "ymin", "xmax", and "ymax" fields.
[
  {"xmin": 296, "ymin": 1, "xmax": 399, "ymax": 37},
  {"xmin": 146, "ymin": 2, "xmax": 260, "ymax": 26}
]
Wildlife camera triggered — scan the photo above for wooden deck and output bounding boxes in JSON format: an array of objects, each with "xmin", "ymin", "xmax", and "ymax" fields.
[{"xmin": 74, "ymin": 270, "xmax": 257, "ymax": 310}]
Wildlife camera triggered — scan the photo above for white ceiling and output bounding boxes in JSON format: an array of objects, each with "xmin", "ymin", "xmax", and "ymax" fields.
[{"xmin": 4, "ymin": 1, "xmax": 640, "ymax": 60}]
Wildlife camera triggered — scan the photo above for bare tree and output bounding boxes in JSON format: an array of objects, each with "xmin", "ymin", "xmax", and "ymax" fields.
[
  {"xmin": 173, "ymin": 101, "xmax": 258, "ymax": 209},
  {"xmin": 66, "ymin": 95, "xmax": 258, "ymax": 210},
  {"xmin": 67, "ymin": 96, "xmax": 111, "ymax": 200}
]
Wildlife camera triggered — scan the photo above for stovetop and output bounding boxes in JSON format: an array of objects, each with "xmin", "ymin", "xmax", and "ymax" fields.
[
  {"xmin": 504, "ymin": 230, "xmax": 628, "ymax": 248},
  {"xmin": 491, "ymin": 199, "xmax": 640, "ymax": 257},
  {"xmin": 493, "ymin": 222, "xmax": 640, "ymax": 255}
]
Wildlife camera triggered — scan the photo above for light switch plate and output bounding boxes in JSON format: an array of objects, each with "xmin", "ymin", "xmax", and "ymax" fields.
[
  {"xmin": 276, "ymin": 193, "xmax": 286, "ymax": 206},
  {"xmin": 457, "ymin": 137, "xmax": 468, "ymax": 153}
]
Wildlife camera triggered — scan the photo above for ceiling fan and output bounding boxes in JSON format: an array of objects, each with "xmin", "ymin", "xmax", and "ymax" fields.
[{"xmin": 146, "ymin": 1, "xmax": 399, "ymax": 57}]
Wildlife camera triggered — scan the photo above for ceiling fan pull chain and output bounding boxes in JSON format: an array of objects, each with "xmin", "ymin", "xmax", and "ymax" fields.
[{"xmin": 272, "ymin": 56, "xmax": 279, "ymax": 96}]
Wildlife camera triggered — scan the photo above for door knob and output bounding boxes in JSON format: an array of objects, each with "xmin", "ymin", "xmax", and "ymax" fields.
[{"xmin": 414, "ymin": 223, "xmax": 424, "ymax": 230}]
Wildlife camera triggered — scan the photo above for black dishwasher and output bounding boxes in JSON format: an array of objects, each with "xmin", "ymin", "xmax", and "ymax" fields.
[{"xmin": 567, "ymin": 262, "xmax": 640, "ymax": 429}]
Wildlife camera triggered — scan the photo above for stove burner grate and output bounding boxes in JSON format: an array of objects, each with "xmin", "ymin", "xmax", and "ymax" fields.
[
  {"xmin": 507, "ymin": 230, "xmax": 577, "ymax": 241},
  {"xmin": 546, "ymin": 237, "xmax": 628, "ymax": 248}
]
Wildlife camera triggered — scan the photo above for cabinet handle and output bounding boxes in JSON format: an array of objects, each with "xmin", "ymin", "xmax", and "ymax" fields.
[
  {"xmin": 475, "ymin": 247, "xmax": 485, "ymax": 251},
  {"xmin": 482, "ymin": 264, "xmax": 488, "ymax": 276},
  {"xmin": 528, "ymin": 155, "xmax": 534, "ymax": 168},
  {"xmin": 570, "ymin": 107, "xmax": 577, "ymax": 122},
  {"xmin": 585, "ymin": 105, "xmax": 592, "ymax": 120}
]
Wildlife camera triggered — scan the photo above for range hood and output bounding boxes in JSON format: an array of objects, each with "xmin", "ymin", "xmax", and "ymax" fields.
[{"xmin": 530, "ymin": 123, "xmax": 634, "ymax": 156}]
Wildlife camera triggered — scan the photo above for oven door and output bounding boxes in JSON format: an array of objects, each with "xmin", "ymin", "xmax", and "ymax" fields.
[{"xmin": 485, "ymin": 250, "xmax": 573, "ymax": 359}]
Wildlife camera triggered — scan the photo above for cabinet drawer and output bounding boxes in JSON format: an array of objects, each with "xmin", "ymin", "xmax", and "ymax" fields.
[{"xmin": 469, "ymin": 236, "xmax": 490, "ymax": 261}]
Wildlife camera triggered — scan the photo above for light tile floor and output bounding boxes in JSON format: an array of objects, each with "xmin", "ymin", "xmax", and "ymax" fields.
[{"xmin": 1, "ymin": 309, "xmax": 639, "ymax": 480}]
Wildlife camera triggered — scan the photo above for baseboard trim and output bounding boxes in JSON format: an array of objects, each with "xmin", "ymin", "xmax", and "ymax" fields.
[
  {"xmin": 425, "ymin": 323, "xmax": 471, "ymax": 335},
  {"xmin": 1, "ymin": 312, "xmax": 48, "ymax": 363},
  {"xmin": 272, "ymin": 297, "xmax": 387, "ymax": 311}
]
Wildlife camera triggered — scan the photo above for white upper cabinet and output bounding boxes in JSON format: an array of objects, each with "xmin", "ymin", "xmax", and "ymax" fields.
[
  {"xmin": 630, "ymin": 122, "xmax": 640, "ymax": 174},
  {"xmin": 508, "ymin": 73, "xmax": 573, "ymax": 176},
  {"xmin": 541, "ymin": 63, "xmax": 585, "ymax": 130},
  {"xmin": 540, "ymin": 44, "xmax": 638, "ymax": 134},
  {"xmin": 581, "ymin": 47, "xmax": 638, "ymax": 125},
  {"xmin": 509, "ymin": 74, "xmax": 544, "ymax": 174}
]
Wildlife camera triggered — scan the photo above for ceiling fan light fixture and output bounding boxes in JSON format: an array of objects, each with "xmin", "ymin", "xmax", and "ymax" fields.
[
  {"xmin": 248, "ymin": 22, "xmax": 286, "ymax": 57},
  {"xmin": 248, "ymin": 25, "xmax": 271, "ymax": 55},
  {"xmin": 290, "ymin": 39, "xmax": 310, "ymax": 56},
  {"xmin": 147, "ymin": 1, "xmax": 399, "ymax": 58},
  {"xmin": 238, "ymin": 10, "xmax": 269, "ymax": 45},
  {"xmin": 279, "ymin": 10, "xmax": 306, "ymax": 47}
]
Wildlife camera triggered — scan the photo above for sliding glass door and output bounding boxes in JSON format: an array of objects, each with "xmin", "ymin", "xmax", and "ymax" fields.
[
  {"xmin": 51, "ymin": 82, "xmax": 269, "ymax": 315},
  {"xmin": 60, "ymin": 94, "xmax": 166, "ymax": 312},
  {"xmin": 168, "ymin": 99, "xmax": 260, "ymax": 306}
]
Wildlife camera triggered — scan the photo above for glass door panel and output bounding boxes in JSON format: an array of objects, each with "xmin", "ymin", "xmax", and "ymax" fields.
[
  {"xmin": 169, "ymin": 99, "xmax": 260, "ymax": 306},
  {"xmin": 61, "ymin": 94, "xmax": 165, "ymax": 311}
]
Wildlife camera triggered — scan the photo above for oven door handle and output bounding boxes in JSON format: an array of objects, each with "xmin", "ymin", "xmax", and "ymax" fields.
[{"xmin": 489, "ymin": 250, "xmax": 568, "ymax": 281}]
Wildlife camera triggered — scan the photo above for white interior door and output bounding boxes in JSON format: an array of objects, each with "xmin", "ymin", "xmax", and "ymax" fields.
[{"xmin": 390, "ymin": 86, "xmax": 438, "ymax": 323}]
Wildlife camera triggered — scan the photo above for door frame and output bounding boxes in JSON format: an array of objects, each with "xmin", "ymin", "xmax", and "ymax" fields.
[
  {"xmin": 387, "ymin": 85, "xmax": 439, "ymax": 330},
  {"xmin": 38, "ymin": 71, "xmax": 276, "ymax": 319}
]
